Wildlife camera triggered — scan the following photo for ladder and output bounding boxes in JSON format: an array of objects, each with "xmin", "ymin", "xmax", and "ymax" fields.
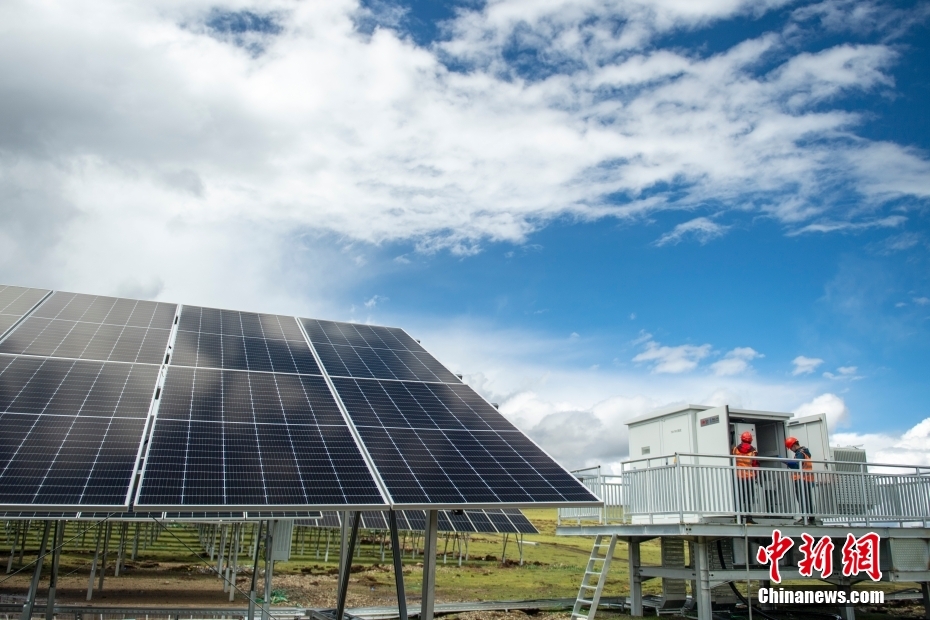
[{"xmin": 571, "ymin": 534, "xmax": 618, "ymax": 620}]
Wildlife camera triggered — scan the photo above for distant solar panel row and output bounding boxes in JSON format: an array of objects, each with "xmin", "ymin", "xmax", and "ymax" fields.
[{"xmin": 303, "ymin": 508, "xmax": 537, "ymax": 534}]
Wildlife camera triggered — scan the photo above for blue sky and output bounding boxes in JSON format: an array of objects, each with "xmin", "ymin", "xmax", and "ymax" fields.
[{"xmin": 1, "ymin": 0, "xmax": 928, "ymax": 470}]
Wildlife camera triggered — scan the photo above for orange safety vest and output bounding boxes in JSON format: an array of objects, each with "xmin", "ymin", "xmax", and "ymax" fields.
[
  {"xmin": 792, "ymin": 448, "xmax": 814, "ymax": 482},
  {"xmin": 732, "ymin": 444, "xmax": 758, "ymax": 479}
]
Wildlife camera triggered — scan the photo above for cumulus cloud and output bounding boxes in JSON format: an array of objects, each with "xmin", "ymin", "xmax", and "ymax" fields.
[
  {"xmin": 794, "ymin": 392, "xmax": 849, "ymax": 428},
  {"xmin": 711, "ymin": 346, "xmax": 763, "ymax": 376},
  {"xmin": 655, "ymin": 217, "xmax": 730, "ymax": 246},
  {"xmin": 1, "ymin": 0, "xmax": 928, "ymax": 305},
  {"xmin": 792, "ymin": 355, "xmax": 824, "ymax": 375},
  {"xmin": 633, "ymin": 340, "xmax": 712, "ymax": 373},
  {"xmin": 832, "ymin": 418, "xmax": 930, "ymax": 468}
]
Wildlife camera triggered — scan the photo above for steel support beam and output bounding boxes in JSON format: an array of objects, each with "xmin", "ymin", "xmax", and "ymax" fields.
[
  {"xmin": 247, "ymin": 521, "xmax": 264, "ymax": 620},
  {"xmin": 21, "ymin": 521, "xmax": 50, "ymax": 620},
  {"xmin": 421, "ymin": 510, "xmax": 439, "ymax": 620},
  {"xmin": 262, "ymin": 520, "xmax": 275, "ymax": 620},
  {"xmin": 46, "ymin": 521, "xmax": 63, "ymax": 620},
  {"xmin": 335, "ymin": 512, "xmax": 361, "ymax": 620},
  {"xmin": 388, "ymin": 511, "xmax": 408, "ymax": 620}
]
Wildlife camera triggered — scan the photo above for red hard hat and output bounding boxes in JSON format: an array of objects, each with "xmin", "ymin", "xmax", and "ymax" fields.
[
  {"xmin": 785, "ymin": 437, "xmax": 799, "ymax": 449},
  {"xmin": 740, "ymin": 431, "xmax": 753, "ymax": 443}
]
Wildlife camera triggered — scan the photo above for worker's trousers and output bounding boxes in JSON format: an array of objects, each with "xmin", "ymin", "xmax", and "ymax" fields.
[
  {"xmin": 735, "ymin": 477, "xmax": 756, "ymax": 519},
  {"xmin": 794, "ymin": 479, "xmax": 814, "ymax": 516}
]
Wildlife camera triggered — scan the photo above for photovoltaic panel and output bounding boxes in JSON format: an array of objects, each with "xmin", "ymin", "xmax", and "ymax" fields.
[
  {"xmin": 135, "ymin": 366, "xmax": 385, "ymax": 510},
  {"xmin": 0, "ymin": 291, "xmax": 176, "ymax": 366},
  {"xmin": 31, "ymin": 292, "xmax": 176, "ymax": 328},
  {"xmin": 1, "ymin": 318, "xmax": 172, "ymax": 365},
  {"xmin": 0, "ymin": 354, "xmax": 158, "ymax": 509},
  {"xmin": 331, "ymin": 377, "xmax": 599, "ymax": 506},
  {"xmin": 0, "ymin": 286, "xmax": 50, "ymax": 338},
  {"xmin": 302, "ymin": 319, "xmax": 460, "ymax": 383},
  {"xmin": 173, "ymin": 306, "xmax": 319, "ymax": 375}
]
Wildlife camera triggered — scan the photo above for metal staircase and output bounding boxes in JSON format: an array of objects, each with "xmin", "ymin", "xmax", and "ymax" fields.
[{"xmin": 571, "ymin": 534, "xmax": 618, "ymax": 620}]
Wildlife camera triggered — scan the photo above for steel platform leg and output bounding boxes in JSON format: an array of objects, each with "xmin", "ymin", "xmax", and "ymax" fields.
[
  {"xmin": 920, "ymin": 581, "xmax": 929, "ymax": 620},
  {"xmin": 421, "ymin": 511, "xmax": 439, "ymax": 620},
  {"xmin": 86, "ymin": 523, "xmax": 102, "ymax": 601},
  {"xmin": 628, "ymin": 538, "xmax": 642, "ymax": 616},
  {"xmin": 693, "ymin": 539, "xmax": 712, "ymax": 620}
]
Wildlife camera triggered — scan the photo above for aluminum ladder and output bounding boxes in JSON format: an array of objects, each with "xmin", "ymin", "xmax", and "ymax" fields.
[{"xmin": 571, "ymin": 534, "xmax": 618, "ymax": 620}]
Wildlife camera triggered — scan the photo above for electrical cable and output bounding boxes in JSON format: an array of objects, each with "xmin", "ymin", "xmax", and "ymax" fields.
[{"xmin": 715, "ymin": 540, "xmax": 842, "ymax": 620}]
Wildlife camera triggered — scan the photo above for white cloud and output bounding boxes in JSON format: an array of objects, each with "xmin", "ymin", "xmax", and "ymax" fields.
[
  {"xmin": 1, "ymin": 0, "xmax": 928, "ymax": 305},
  {"xmin": 655, "ymin": 217, "xmax": 730, "ymax": 246},
  {"xmin": 711, "ymin": 346, "xmax": 763, "ymax": 376},
  {"xmin": 794, "ymin": 392, "xmax": 849, "ymax": 428},
  {"xmin": 914, "ymin": 297, "xmax": 930, "ymax": 306},
  {"xmin": 364, "ymin": 294, "xmax": 388, "ymax": 309},
  {"xmin": 789, "ymin": 215, "xmax": 906, "ymax": 236},
  {"xmin": 823, "ymin": 365, "xmax": 863, "ymax": 380},
  {"xmin": 832, "ymin": 418, "xmax": 930, "ymax": 468},
  {"xmin": 792, "ymin": 355, "xmax": 824, "ymax": 375},
  {"xmin": 633, "ymin": 340, "xmax": 712, "ymax": 373}
]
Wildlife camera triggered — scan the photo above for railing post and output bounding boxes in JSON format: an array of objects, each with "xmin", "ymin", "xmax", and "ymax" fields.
[{"xmin": 676, "ymin": 455, "xmax": 684, "ymax": 524}]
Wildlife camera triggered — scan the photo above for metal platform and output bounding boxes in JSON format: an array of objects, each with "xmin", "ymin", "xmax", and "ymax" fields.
[{"xmin": 557, "ymin": 458, "xmax": 930, "ymax": 620}]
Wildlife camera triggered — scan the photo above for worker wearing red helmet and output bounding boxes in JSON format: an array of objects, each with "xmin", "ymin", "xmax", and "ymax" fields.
[
  {"xmin": 786, "ymin": 437, "xmax": 816, "ymax": 525},
  {"xmin": 731, "ymin": 430, "xmax": 759, "ymax": 524}
]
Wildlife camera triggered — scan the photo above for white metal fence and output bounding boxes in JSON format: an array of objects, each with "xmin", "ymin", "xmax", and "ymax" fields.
[{"xmin": 557, "ymin": 454, "xmax": 930, "ymax": 527}]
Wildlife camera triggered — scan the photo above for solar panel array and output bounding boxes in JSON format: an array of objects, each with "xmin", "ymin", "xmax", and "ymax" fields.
[{"xmin": 0, "ymin": 285, "xmax": 600, "ymax": 514}]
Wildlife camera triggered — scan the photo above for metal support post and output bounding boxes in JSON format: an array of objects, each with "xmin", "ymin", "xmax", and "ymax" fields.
[
  {"xmin": 693, "ymin": 539, "xmax": 712, "ymax": 620},
  {"xmin": 217, "ymin": 525, "xmax": 227, "ymax": 580},
  {"xmin": 131, "ymin": 523, "xmax": 140, "ymax": 560},
  {"xmin": 262, "ymin": 521, "xmax": 275, "ymax": 620},
  {"xmin": 920, "ymin": 581, "xmax": 930, "ymax": 620},
  {"xmin": 229, "ymin": 523, "xmax": 240, "ymax": 601},
  {"xmin": 46, "ymin": 521, "xmax": 63, "ymax": 620},
  {"xmin": 98, "ymin": 522, "xmax": 111, "ymax": 592},
  {"xmin": 628, "ymin": 537, "xmax": 643, "ymax": 616},
  {"xmin": 21, "ymin": 520, "xmax": 50, "ymax": 620},
  {"xmin": 336, "ymin": 512, "xmax": 361, "ymax": 620},
  {"xmin": 838, "ymin": 584, "xmax": 856, "ymax": 620},
  {"xmin": 421, "ymin": 510, "xmax": 439, "ymax": 620},
  {"xmin": 86, "ymin": 523, "xmax": 102, "ymax": 601},
  {"xmin": 247, "ymin": 521, "xmax": 264, "ymax": 620},
  {"xmin": 7, "ymin": 521, "xmax": 19, "ymax": 573},
  {"xmin": 388, "ymin": 511, "xmax": 408, "ymax": 620},
  {"xmin": 115, "ymin": 522, "xmax": 127, "ymax": 576}
]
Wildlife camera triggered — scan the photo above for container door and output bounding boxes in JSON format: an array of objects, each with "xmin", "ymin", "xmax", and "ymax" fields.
[
  {"xmin": 695, "ymin": 405, "xmax": 729, "ymax": 465},
  {"xmin": 785, "ymin": 413, "xmax": 830, "ymax": 469},
  {"xmin": 661, "ymin": 413, "xmax": 694, "ymax": 463}
]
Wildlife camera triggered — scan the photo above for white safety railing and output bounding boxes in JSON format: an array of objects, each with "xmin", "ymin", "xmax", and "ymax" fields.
[{"xmin": 557, "ymin": 454, "xmax": 930, "ymax": 527}]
